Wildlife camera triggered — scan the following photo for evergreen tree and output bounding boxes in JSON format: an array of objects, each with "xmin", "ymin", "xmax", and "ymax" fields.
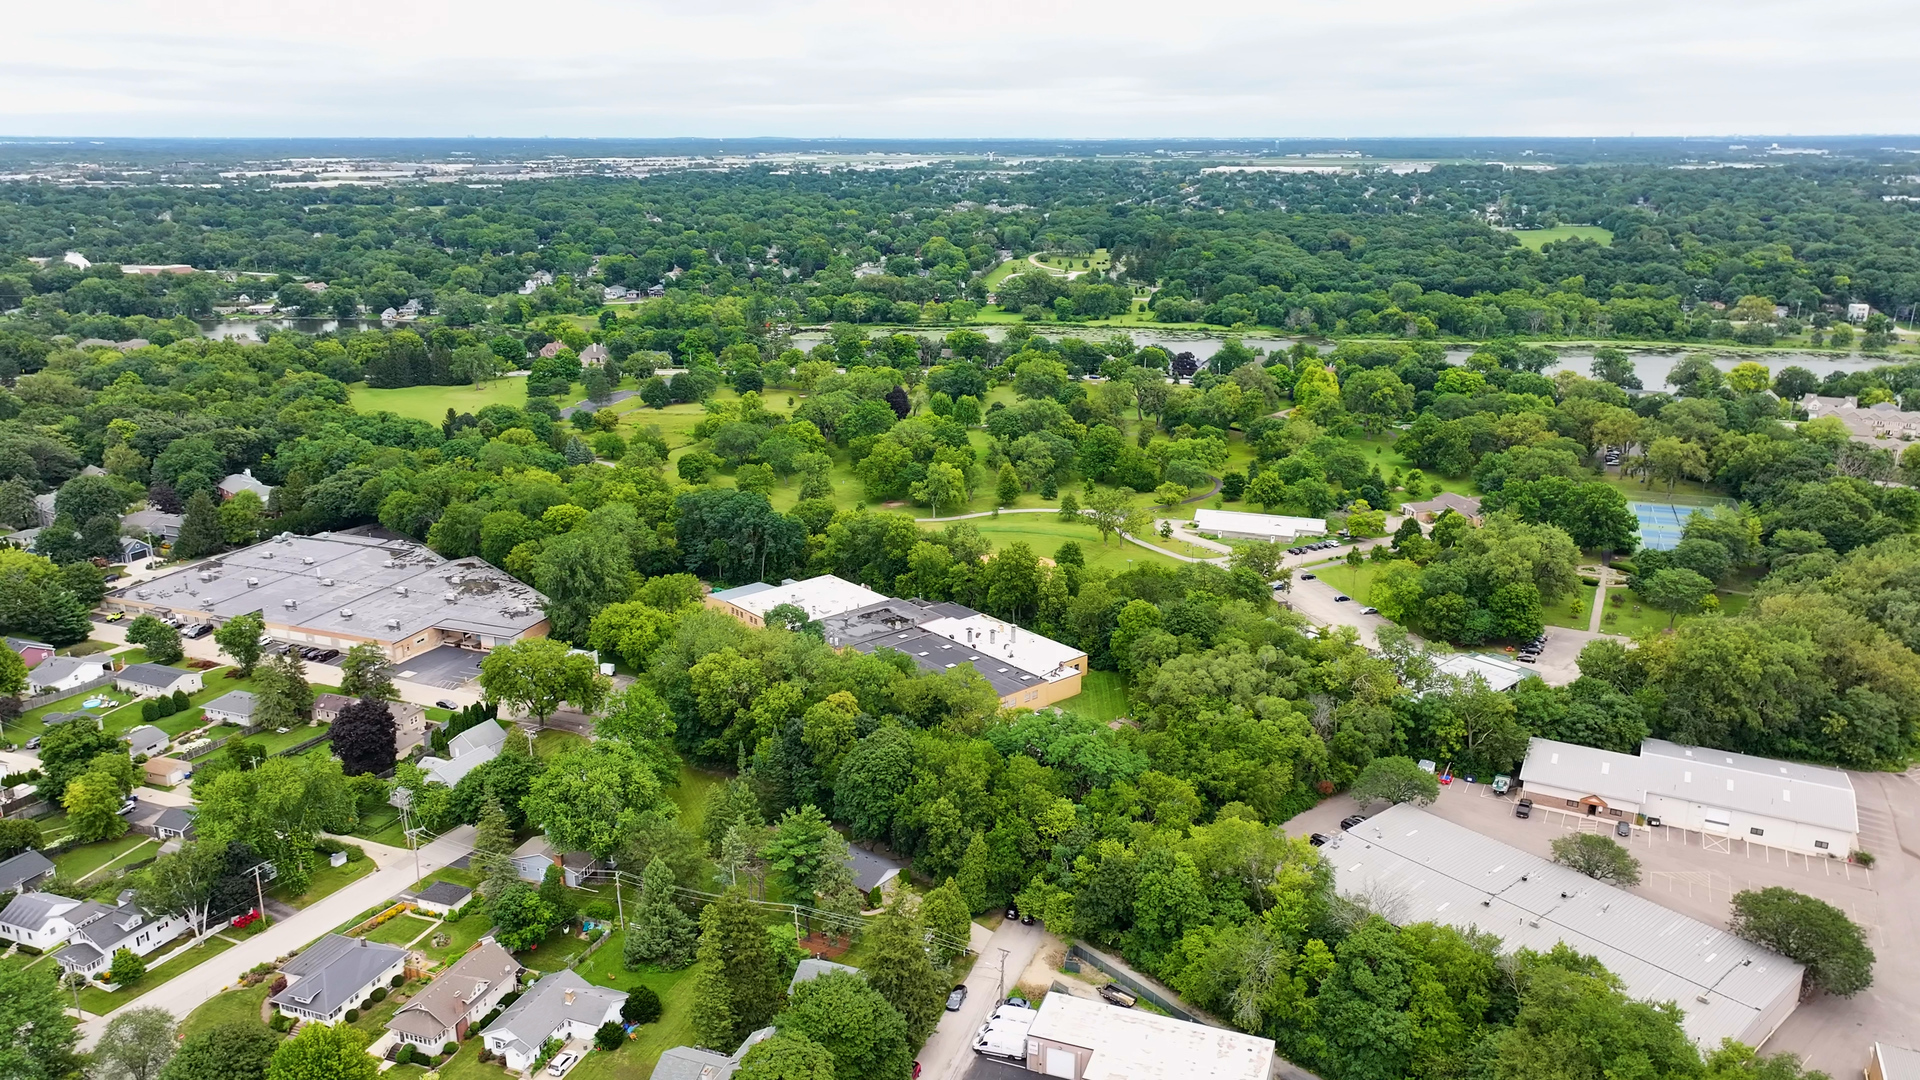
[
  {"xmin": 690, "ymin": 888, "xmax": 784, "ymax": 1049},
  {"xmin": 174, "ymin": 490, "xmax": 225, "ymax": 560},
  {"xmin": 624, "ymin": 857, "xmax": 697, "ymax": 970},
  {"xmin": 701, "ymin": 777, "xmax": 764, "ymax": 855},
  {"xmin": 995, "ymin": 463, "xmax": 1021, "ymax": 506},
  {"xmin": 538, "ymin": 863, "xmax": 577, "ymax": 925},
  {"xmin": 472, "ymin": 797, "xmax": 518, "ymax": 899},
  {"xmin": 861, "ymin": 890, "xmax": 947, "ymax": 1045}
]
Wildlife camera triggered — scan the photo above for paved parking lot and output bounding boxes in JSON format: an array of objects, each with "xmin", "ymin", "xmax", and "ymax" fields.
[
  {"xmin": 1283, "ymin": 773, "xmax": 1920, "ymax": 1077},
  {"xmin": 391, "ymin": 644, "xmax": 485, "ymax": 689}
]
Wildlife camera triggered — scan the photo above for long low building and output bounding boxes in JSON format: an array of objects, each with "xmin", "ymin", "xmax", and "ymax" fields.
[
  {"xmin": 706, "ymin": 575, "xmax": 890, "ymax": 627},
  {"xmin": 821, "ymin": 595, "xmax": 1087, "ymax": 708},
  {"xmin": 1331, "ymin": 804, "xmax": 1802, "ymax": 1049},
  {"xmin": 107, "ymin": 531, "xmax": 550, "ymax": 664},
  {"xmin": 1518, "ymin": 737, "xmax": 1859, "ymax": 857},
  {"xmin": 1192, "ymin": 508, "xmax": 1327, "ymax": 542},
  {"xmin": 977, "ymin": 991, "xmax": 1275, "ymax": 1080}
]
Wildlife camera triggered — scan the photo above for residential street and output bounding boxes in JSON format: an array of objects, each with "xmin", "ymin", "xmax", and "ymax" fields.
[
  {"xmin": 75, "ymin": 825, "xmax": 476, "ymax": 1048},
  {"xmin": 917, "ymin": 917, "xmax": 1047, "ymax": 1080}
]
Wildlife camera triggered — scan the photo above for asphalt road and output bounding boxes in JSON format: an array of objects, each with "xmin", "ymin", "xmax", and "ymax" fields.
[{"xmin": 918, "ymin": 917, "xmax": 1047, "ymax": 1080}]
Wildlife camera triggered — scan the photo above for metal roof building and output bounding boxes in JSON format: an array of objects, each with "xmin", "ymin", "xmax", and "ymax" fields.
[
  {"xmin": 1519, "ymin": 737, "xmax": 1859, "ymax": 857},
  {"xmin": 706, "ymin": 574, "xmax": 889, "ymax": 627},
  {"xmin": 1330, "ymin": 804, "xmax": 1802, "ymax": 1049},
  {"xmin": 1192, "ymin": 507, "xmax": 1328, "ymax": 542}
]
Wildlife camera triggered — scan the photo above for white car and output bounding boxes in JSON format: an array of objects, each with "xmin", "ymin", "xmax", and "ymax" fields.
[{"xmin": 546, "ymin": 1053, "xmax": 579, "ymax": 1077}]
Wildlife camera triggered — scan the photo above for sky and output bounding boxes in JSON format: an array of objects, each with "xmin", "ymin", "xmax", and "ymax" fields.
[{"xmin": 6, "ymin": 0, "xmax": 1919, "ymax": 138}]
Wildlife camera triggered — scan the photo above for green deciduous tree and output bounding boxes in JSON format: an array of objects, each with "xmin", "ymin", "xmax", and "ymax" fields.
[
  {"xmin": 775, "ymin": 970, "xmax": 913, "ymax": 1080},
  {"xmin": 733, "ymin": 1032, "xmax": 837, "ymax": 1080},
  {"xmin": 265, "ymin": 1021, "xmax": 379, "ymax": 1080},
  {"xmin": 214, "ymin": 611, "xmax": 266, "ymax": 676},
  {"xmin": 762, "ymin": 804, "xmax": 848, "ymax": 901},
  {"xmin": 1638, "ymin": 568, "xmax": 1715, "ymax": 628},
  {"xmin": 1349, "ymin": 755, "xmax": 1440, "ymax": 806},
  {"xmin": 0, "ymin": 963, "xmax": 79, "ymax": 1080},
  {"xmin": 861, "ymin": 890, "xmax": 948, "ymax": 1044},
  {"xmin": 522, "ymin": 740, "xmax": 672, "ymax": 862},
  {"xmin": 158, "ymin": 1021, "xmax": 280, "ymax": 1080},
  {"xmin": 479, "ymin": 637, "xmax": 610, "ymax": 726},
  {"xmin": 1729, "ymin": 886, "xmax": 1875, "ymax": 996},
  {"xmin": 126, "ymin": 614, "xmax": 184, "ymax": 664},
  {"xmin": 1550, "ymin": 833, "xmax": 1642, "ymax": 885},
  {"xmin": 690, "ymin": 889, "xmax": 787, "ymax": 1050},
  {"xmin": 337, "ymin": 643, "xmax": 396, "ymax": 701},
  {"xmin": 919, "ymin": 878, "xmax": 972, "ymax": 963},
  {"xmin": 489, "ymin": 881, "xmax": 559, "ymax": 951},
  {"xmin": 93, "ymin": 1005, "xmax": 177, "ymax": 1080}
]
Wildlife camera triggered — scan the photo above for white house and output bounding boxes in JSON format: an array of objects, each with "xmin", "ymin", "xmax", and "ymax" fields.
[
  {"xmin": 53, "ymin": 893, "xmax": 188, "ymax": 978},
  {"xmin": 0, "ymin": 893, "xmax": 91, "ymax": 951},
  {"xmin": 480, "ymin": 969, "xmax": 626, "ymax": 1072},
  {"xmin": 1847, "ymin": 302, "xmax": 1872, "ymax": 323},
  {"xmin": 417, "ymin": 719, "xmax": 507, "ymax": 788},
  {"xmin": 217, "ymin": 470, "xmax": 275, "ymax": 502},
  {"xmin": 1518, "ymin": 737, "xmax": 1860, "ymax": 857},
  {"xmin": 387, "ymin": 940, "xmax": 519, "ymax": 1049},
  {"xmin": 125, "ymin": 724, "xmax": 170, "ymax": 758},
  {"xmin": 270, "ymin": 934, "xmax": 408, "ymax": 1025},
  {"xmin": 115, "ymin": 664, "xmax": 203, "ymax": 699},
  {"xmin": 200, "ymin": 690, "xmax": 257, "ymax": 728},
  {"xmin": 26, "ymin": 656, "xmax": 113, "ymax": 696}
]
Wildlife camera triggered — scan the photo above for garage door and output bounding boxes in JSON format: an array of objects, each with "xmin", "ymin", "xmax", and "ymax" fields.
[
  {"xmin": 1702, "ymin": 807, "xmax": 1731, "ymax": 831},
  {"xmin": 1045, "ymin": 1047, "xmax": 1079, "ymax": 1078}
]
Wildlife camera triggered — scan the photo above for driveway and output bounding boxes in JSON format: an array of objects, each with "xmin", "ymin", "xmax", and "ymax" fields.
[
  {"xmin": 918, "ymin": 917, "xmax": 1047, "ymax": 1080},
  {"xmin": 77, "ymin": 825, "xmax": 476, "ymax": 1048},
  {"xmin": 1285, "ymin": 573, "xmax": 1388, "ymax": 649}
]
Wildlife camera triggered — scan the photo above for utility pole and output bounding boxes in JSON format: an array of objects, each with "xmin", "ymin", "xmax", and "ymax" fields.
[
  {"xmin": 996, "ymin": 947, "xmax": 1010, "ymax": 1001},
  {"xmin": 252, "ymin": 863, "xmax": 269, "ymax": 925},
  {"xmin": 613, "ymin": 869, "xmax": 624, "ymax": 930}
]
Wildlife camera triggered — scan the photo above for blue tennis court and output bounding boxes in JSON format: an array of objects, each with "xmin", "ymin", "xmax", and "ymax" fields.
[{"xmin": 1630, "ymin": 502, "xmax": 1704, "ymax": 551}]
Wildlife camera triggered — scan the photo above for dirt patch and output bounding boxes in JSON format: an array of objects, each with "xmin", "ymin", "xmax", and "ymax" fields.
[
  {"xmin": 1013, "ymin": 938, "xmax": 1108, "ymax": 1003},
  {"xmin": 797, "ymin": 932, "xmax": 855, "ymax": 960}
]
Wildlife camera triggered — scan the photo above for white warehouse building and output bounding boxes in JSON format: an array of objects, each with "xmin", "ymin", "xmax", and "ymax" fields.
[
  {"xmin": 1518, "ymin": 737, "xmax": 1859, "ymax": 858},
  {"xmin": 1332, "ymin": 804, "xmax": 1804, "ymax": 1049},
  {"xmin": 1191, "ymin": 508, "xmax": 1327, "ymax": 542}
]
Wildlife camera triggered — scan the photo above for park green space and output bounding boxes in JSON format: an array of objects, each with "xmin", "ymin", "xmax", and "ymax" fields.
[
  {"xmin": 351, "ymin": 378, "xmax": 532, "ymax": 422},
  {"xmin": 1510, "ymin": 226, "xmax": 1613, "ymax": 250},
  {"xmin": 1061, "ymin": 669, "xmax": 1129, "ymax": 723}
]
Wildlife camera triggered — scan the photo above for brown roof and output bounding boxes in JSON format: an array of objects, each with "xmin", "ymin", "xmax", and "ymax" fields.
[{"xmin": 387, "ymin": 941, "xmax": 519, "ymax": 1040}]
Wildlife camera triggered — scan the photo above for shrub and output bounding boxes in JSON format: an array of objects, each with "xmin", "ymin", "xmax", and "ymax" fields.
[
  {"xmin": 370, "ymin": 987, "xmax": 388, "ymax": 1003},
  {"xmin": 270, "ymin": 975, "xmax": 288, "ymax": 994},
  {"xmin": 477, "ymin": 1048, "xmax": 493, "ymax": 1064},
  {"xmin": 361, "ymin": 997, "xmax": 374, "ymax": 1011},
  {"xmin": 271, "ymin": 1012, "xmax": 293, "ymax": 1032},
  {"xmin": 344, "ymin": 1009, "xmax": 359, "ymax": 1024},
  {"xmin": 867, "ymin": 886, "xmax": 884, "ymax": 908},
  {"xmin": 395, "ymin": 1045, "xmax": 418, "ymax": 1066},
  {"xmin": 1854, "ymin": 850, "xmax": 1876, "ymax": 867},
  {"xmin": 443, "ymin": 1043, "xmax": 457, "ymax": 1058},
  {"xmin": 391, "ymin": 973, "xmax": 405, "ymax": 987},
  {"xmin": 594, "ymin": 1021, "xmax": 624, "ymax": 1051},
  {"xmin": 620, "ymin": 985, "xmax": 662, "ymax": 1026}
]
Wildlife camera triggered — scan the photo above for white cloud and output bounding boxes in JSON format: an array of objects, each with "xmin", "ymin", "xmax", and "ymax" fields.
[{"xmin": 3, "ymin": 0, "xmax": 1915, "ymax": 136}]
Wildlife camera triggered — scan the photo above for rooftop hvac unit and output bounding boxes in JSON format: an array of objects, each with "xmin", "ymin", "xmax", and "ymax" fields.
[
  {"xmin": 449, "ymin": 575, "xmax": 464, "ymax": 584},
  {"xmin": 386, "ymin": 618, "xmax": 402, "ymax": 630},
  {"xmin": 302, "ymin": 557, "xmax": 314, "ymax": 565},
  {"xmin": 320, "ymin": 578, "xmax": 335, "ymax": 586},
  {"xmin": 339, "ymin": 609, "xmax": 354, "ymax": 619},
  {"xmin": 246, "ymin": 577, "xmax": 259, "ymax": 587},
  {"xmin": 443, "ymin": 592, "xmax": 457, "ymax": 602},
  {"xmin": 135, "ymin": 590, "xmax": 149, "ymax": 600},
  {"xmin": 199, "ymin": 572, "xmax": 214, "ymax": 582},
  {"xmin": 395, "ymin": 586, "xmax": 408, "ymax": 597},
  {"xmin": 382, "ymin": 559, "xmax": 396, "ymax": 568},
  {"xmin": 283, "ymin": 599, "xmax": 298, "ymax": 610}
]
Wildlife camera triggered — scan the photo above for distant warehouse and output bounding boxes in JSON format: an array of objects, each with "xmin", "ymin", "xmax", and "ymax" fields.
[
  {"xmin": 107, "ymin": 531, "xmax": 550, "ymax": 664},
  {"xmin": 1333, "ymin": 804, "xmax": 1803, "ymax": 1049},
  {"xmin": 1519, "ymin": 737, "xmax": 1859, "ymax": 858},
  {"xmin": 1191, "ymin": 508, "xmax": 1327, "ymax": 543},
  {"xmin": 710, "ymin": 575, "xmax": 1088, "ymax": 709}
]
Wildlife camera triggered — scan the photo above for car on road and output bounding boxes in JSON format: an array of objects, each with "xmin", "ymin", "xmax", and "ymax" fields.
[
  {"xmin": 947, "ymin": 985, "xmax": 968, "ymax": 1011},
  {"xmin": 118, "ymin": 798, "xmax": 138, "ymax": 815},
  {"xmin": 184, "ymin": 623, "xmax": 213, "ymax": 639},
  {"xmin": 1005, "ymin": 905, "xmax": 1018, "ymax": 921},
  {"xmin": 1360, "ymin": 606, "xmax": 1379, "ymax": 615},
  {"xmin": 1308, "ymin": 832, "xmax": 1329, "ymax": 846},
  {"xmin": 1514, "ymin": 798, "xmax": 1533, "ymax": 819},
  {"xmin": 435, "ymin": 700, "xmax": 460, "ymax": 711},
  {"xmin": 1339, "ymin": 814, "xmax": 1367, "ymax": 830},
  {"xmin": 1333, "ymin": 594, "xmax": 1351, "ymax": 603},
  {"xmin": 1515, "ymin": 653, "xmax": 1537, "ymax": 664},
  {"xmin": 1299, "ymin": 572, "xmax": 1316, "ymax": 580},
  {"xmin": 546, "ymin": 1052, "xmax": 578, "ymax": 1077},
  {"xmin": 25, "ymin": 736, "xmax": 41, "ymax": 750},
  {"xmin": 104, "ymin": 612, "xmax": 124, "ymax": 622}
]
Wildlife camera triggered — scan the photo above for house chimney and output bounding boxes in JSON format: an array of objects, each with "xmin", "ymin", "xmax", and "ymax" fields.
[{"xmin": 564, "ymin": 989, "xmax": 575, "ymax": 1006}]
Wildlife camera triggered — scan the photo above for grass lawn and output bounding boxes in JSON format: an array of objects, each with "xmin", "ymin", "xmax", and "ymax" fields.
[
  {"xmin": 178, "ymin": 983, "xmax": 272, "ymax": 1040},
  {"xmin": 924, "ymin": 516, "xmax": 1178, "ymax": 574},
  {"xmin": 52, "ymin": 833, "xmax": 155, "ymax": 882},
  {"xmin": 1312, "ymin": 560, "xmax": 1387, "ymax": 605},
  {"xmin": 346, "ymin": 972, "xmax": 425, "ymax": 1038},
  {"xmin": 351, "ymin": 806, "xmax": 409, "ymax": 848},
  {"xmin": 670, "ymin": 766, "xmax": 726, "ymax": 828},
  {"xmin": 5, "ymin": 686, "xmax": 139, "ymax": 746},
  {"xmin": 362, "ymin": 911, "xmax": 441, "ymax": 948},
  {"xmin": 1511, "ymin": 225, "xmax": 1614, "ymax": 250},
  {"xmin": 410, "ymin": 911, "xmax": 493, "ymax": 968},
  {"xmin": 531, "ymin": 729, "xmax": 587, "ymax": 758},
  {"xmin": 230, "ymin": 721, "xmax": 332, "ymax": 757},
  {"xmin": 571, "ymin": 930, "xmax": 700, "ymax": 1080},
  {"xmin": 351, "ymin": 378, "xmax": 531, "ymax": 423},
  {"xmin": 514, "ymin": 925, "xmax": 594, "ymax": 972},
  {"xmin": 75, "ymin": 933, "xmax": 238, "ymax": 1015},
  {"xmin": 272, "ymin": 855, "xmax": 376, "ymax": 909},
  {"xmin": 1059, "ymin": 669, "xmax": 1129, "ymax": 723}
]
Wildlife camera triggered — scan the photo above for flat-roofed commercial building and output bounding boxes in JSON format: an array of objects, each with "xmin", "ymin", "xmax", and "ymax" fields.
[
  {"xmin": 1192, "ymin": 508, "xmax": 1327, "ymax": 542},
  {"xmin": 1332, "ymin": 804, "xmax": 1803, "ymax": 1049},
  {"xmin": 706, "ymin": 575, "xmax": 889, "ymax": 628},
  {"xmin": 107, "ymin": 531, "xmax": 550, "ymax": 664},
  {"xmin": 823, "ymin": 596, "xmax": 1087, "ymax": 709},
  {"xmin": 1519, "ymin": 737, "xmax": 1859, "ymax": 857},
  {"xmin": 1015, "ymin": 991, "xmax": 1275, "ymax": 1080}
]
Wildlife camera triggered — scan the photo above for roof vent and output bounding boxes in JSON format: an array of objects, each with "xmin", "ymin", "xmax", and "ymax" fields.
[
  {"xmin": 340, "ymin": 609, "xmax": 353, "ymax": 619},
  {"xmin": 321, "ymin": 578, "xmax": 335, "ymax": 586},
  {"xmin": 444, "ymin": 592, "xmax": 457, "ymax": 602},
  {"xmin": 449, "ymin": 575, "xmax": 464, "ymax": 585},
  {"xmin": 261, "ymin": 551, "xmax": 273, "ymax": 559},
  {"xmin": 386, "ymin": 619, "xmax": 402, "ymax": 630},
  {"xmin": 199, "ymin": 572, "xmax": 214, "ymax": 582},
  {"xmin": 246, "ymin": 577, "xmax": 259, "ymax": 587},
  {"xmin": 395, "ymin": 586, "xmax": 409, "ymax": 597},
  {"xmin": 283, "ymin": 599, "xmax": 298, "ymax": 610},
  {"xmin": 302, "ymin": 556, "xmax": 314, "ymax": 565}
]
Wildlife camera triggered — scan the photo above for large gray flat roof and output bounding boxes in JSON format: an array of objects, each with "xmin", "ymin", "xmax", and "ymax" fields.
[{"xmin": 113, "ymin": 531, "xmax": 548, "ymax": 644}]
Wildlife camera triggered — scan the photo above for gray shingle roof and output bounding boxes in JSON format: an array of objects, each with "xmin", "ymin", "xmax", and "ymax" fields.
[
  {"xmin": 201, "ymin": 690, "xmax": 256, "ymax": 719},
  {"xmin": 118, "ymin": 663, "xmax": 189, "ymax": 689},
  {"xmin": 649, "ymin": 1046, "xmax": 738, "ymax": 1080},
  {"xmin": 126, "ymin": 725, "xmax": 169, "ymax": 754},
  {"xmin": 28, "ymin": 655, "xmax": 108, "ymax": 687},
  {"xmin": 416, "ymin": 881, "xmax": 473, "ymax": 907},
  {"xmin": 481, "ymin": 969, "xmax": 626, "ymax": 1059},
  {"xmin": 271, "ymin": 934, "xmax": 406, "ymax": 1017},
  {"xmin": 788, "ymin": 957, "xmax": 858, "ymax": 994},
  {"xmin": 0, "ymin": 849, "xmax": 55, "ymax": 893},
  {"xmin": 0, "ymin": 889, "xmax": 76, "ymax": 931}
]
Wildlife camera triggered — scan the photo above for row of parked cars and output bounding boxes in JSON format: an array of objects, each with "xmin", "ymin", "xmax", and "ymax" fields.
[
  {"xmin": 1286, "ymin": 535, "xmax": 1349, "ymax": 556},
  {"xmin": 1513, "ymin": 632, "xmax": 1549, "ymax": 664},
  {"xmin": 271, "ymin": 641, "xmax": 339, "ymax": 663}
]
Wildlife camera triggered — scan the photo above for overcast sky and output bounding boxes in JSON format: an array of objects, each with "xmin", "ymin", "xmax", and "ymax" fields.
[{"xmin": 7, "ymin": 0, "xmax": 1917, "ymax": 138}]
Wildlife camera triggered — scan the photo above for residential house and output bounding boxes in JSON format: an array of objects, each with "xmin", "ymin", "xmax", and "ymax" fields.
[
  {"xmin": 270, "ymin": 934, "xmax": 409, "ymax": 1025},
  {"xmin": 386, "ymin": 941, "xmax": 519, "ymax": 1050},
  {"xmin": 122, "ymin": 509, "xmax": 184, "ymax": 542},
  {"xmin": 26, "ymin": 655, "xmax": 112, "ymax": 696},
  {"xmin": 538, "ymin": 341, "xmax": 566, "ymax": 359},
  {"xmin": 141, "ymin": 756, "xmax": 192, "ymax": 788},
  {"xmin": 32, "ymin": 492, "xmax": 57, "ymax": 527},
  {"xmin": 115, "ymin": 664, "xmax": 202, "ymax": 698},
  {"xmin": 7, "ymin": 638, "xmax": 55, "ymax": 670},
  {"xmin": 1798, "ymin": 393, "xmax": 1920, "ymax": 443},
  {"xmin": 649, "ymin": 1029, "xmax": 776, "ymax": 1080},
  {"xmin": 847, "ymin": 847, "xmax": 901, "ymax": 896},
  {"xmin": 119, "ymin": 536, "xmax": 155, "ymax": 563},
  {"xmin": 125, "ymin": 802, "xmax": 194, "ymax": 840},
  {"xmin": 0, "ymin": 893, "xmax": 91, "ymax": 951},
  {"xmin": 411, "ymin": 880, "xmax": 473, "ymax": 917},
  {"xmin": 200, "ymin": 690, "xmax": 257, "ymax": 728},
  {"xmin": 1848, "ymin": 302, "xmax": 1872, "ymax": 323},
  {"xmin": 417, "ymin": 719, "xmax": 506, "ymax": 788},
  {"xmin": 217, "ymin": 470, "xmax": 275, "ymax": 503},
  {"xmin": 0, "ymin": 850, "xmax": 55, "ymax": 894},
  {"xmin": 511, "ymin": 835, "xmax": 604, "ymax": 888},
  {"xmin": 788, "ymin": 957, "xmax": 858, "ymax": 994},
  {"xmin": 54, "ymin": 892, "xmax": 188, "ymax": 978},
  {"xmin": 313, "ymin": 694, "xmax": 430, "ymax": 753},
  {"xmin": 480, "ymin": 969, "xmax": 627, "ymax": 1072},
  {"xmin": 577, "ymin": 343, "xmax": 608, "ymax": 366},
  {"xmin": 126, "ymin": 724, "xmax": 170, "ymax": 758},
  {"xmin": 1400, "ymin": 491, "xmax": 1486, "ymax": 525}
]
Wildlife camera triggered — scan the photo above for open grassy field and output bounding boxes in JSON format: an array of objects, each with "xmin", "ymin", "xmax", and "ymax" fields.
[
  {"xmin": 1312, "ymin": 560, "xmax": 1387, "ymax": 605},
  {"xmin": 924, "ymin": 515, "xmax": 1179, "ymax": 574},
  {"xmin": 1510, "ymin": 226, "xmax": 1614, "ymax": 250},
  {"xmin": 570, "ymin": 929, "xmax": 701, "ymax": 1080},
  {"xmin": 271, "ymin": 854, "xmax": 376, "ymax": 909},
  {"xmin": 1060, "ymin": 669, "xmax": 1129, "ymax": 722},
  {"xmin": 350, "ymin": 377, "xmax": 535, "ymax": 423},
  {"xmin": 670, "ymin": 765, "xmax": 726, "ymax": 827}
]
